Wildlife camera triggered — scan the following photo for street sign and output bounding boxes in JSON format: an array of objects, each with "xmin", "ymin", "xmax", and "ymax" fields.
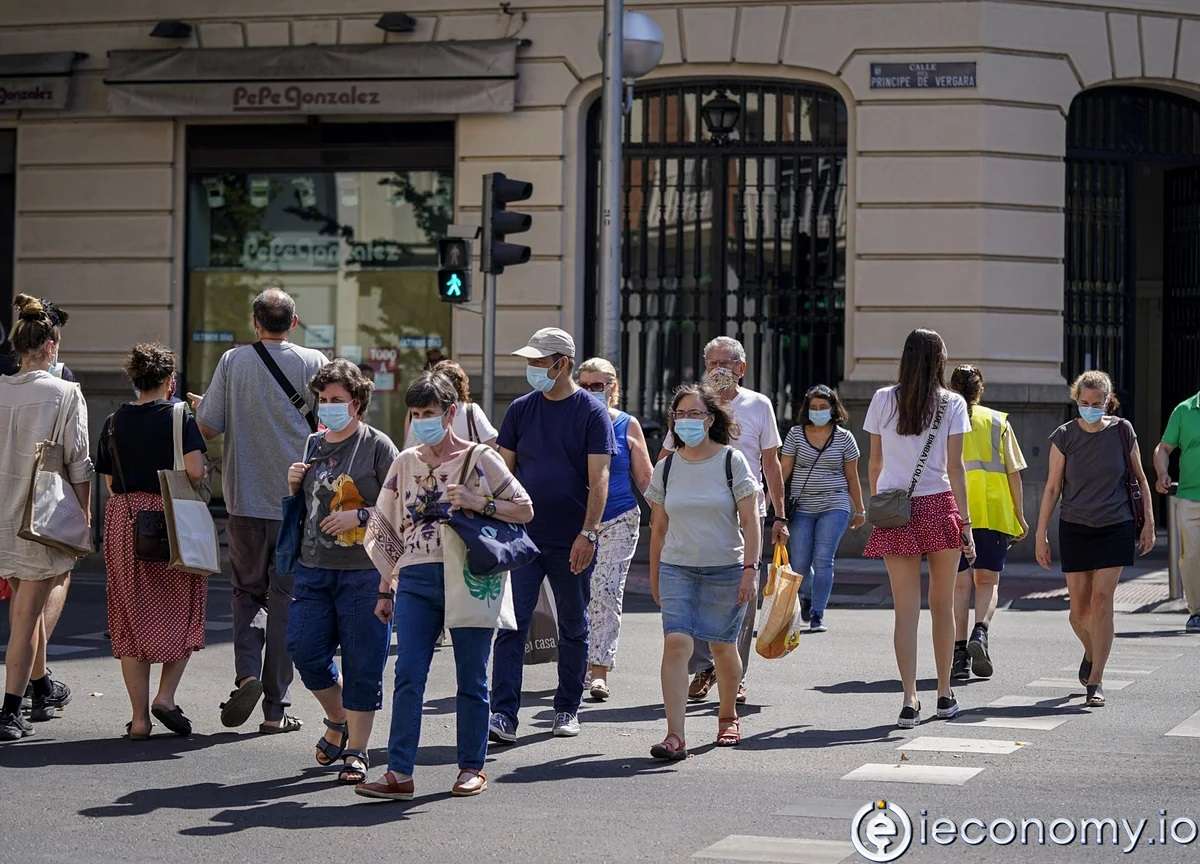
[{"xmin": 869, "ymin": 62, "xmax": 977, "ymax": 89}]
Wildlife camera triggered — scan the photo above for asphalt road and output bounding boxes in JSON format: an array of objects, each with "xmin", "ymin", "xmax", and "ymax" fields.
[{"xmin": 2, "ymin": 570, "xmax": 1199, "ymax": 864}]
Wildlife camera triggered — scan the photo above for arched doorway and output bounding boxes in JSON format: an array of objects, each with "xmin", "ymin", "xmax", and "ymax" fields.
[
  {"xmin": 584, "ymin": 79, "xmax": 849, "ymax": 430},
  {"xmin": 1064, "ymin": 87, "xmax": 1200, "ymax": 434}
]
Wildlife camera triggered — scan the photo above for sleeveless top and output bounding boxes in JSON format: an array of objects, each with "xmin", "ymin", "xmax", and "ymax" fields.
[{"xmin": 602, "ymin": 411, "xmax": 638, "ymax": 521}]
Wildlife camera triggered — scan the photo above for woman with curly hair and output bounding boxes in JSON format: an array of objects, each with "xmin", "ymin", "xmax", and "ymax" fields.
[
  {"xmin": 95, "ymin": 343, "xmax": 208, "ymax": 738},
  {"xmin": 0, "ymin": 295, "xmax": 92, "ymax": 742}
]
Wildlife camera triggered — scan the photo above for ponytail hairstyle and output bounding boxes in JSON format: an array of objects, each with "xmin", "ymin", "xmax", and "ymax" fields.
[
  {"xmin": 950, "ymin": 364, "xmax": 985, "ymax": 419},
  {"xmin": 11, "ymin": 294, "xmax": 62, "ymax": 358},
  {"xmin": 894, "ymin": 328, "xmax": 948, "ymax": 436},
  {"xmin": 1070, "ymin": 370, "xmax": 1121, "ymax": 415}
]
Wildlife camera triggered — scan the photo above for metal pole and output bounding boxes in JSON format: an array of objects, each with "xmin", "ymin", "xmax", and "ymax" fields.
[
  {"xmin": 1168, "ymin": 486, "xmax": 1183, "ymax": 600},
  {"xmin": 482, "ymin": 272, "xmax": 497, "ymax": 421},
  {"xmin": 597, "ymin": 0, "xmax": 624, "ymax": 363}
]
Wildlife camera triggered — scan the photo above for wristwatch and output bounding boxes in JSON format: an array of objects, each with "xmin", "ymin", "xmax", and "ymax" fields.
[
  {"xmin": 483, "ymin": 496, "xmax": 497, "ymax": 518},
  {"xmin": 357, "ymin": 508, "xmax": 370, "ymax": 527},
  {"xmin": 580, "ymin": 529, "xmax": 599, "ymax": 544}
]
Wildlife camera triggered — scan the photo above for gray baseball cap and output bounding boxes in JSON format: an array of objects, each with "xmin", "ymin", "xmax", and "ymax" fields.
[{"xmin": 512, "ymin": 327, "xmax": 576, "ymax": 359}]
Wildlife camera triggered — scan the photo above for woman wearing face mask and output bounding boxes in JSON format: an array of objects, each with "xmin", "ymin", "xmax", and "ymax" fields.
[
  {"xmin": 96, "ymin": 343, "xmax": 208, "ymax": 738},
  {"xmin": 646, "ymin": 385, "xmax": 762, "ymax": 759},
  {"xmin": 284, "ymin": 360, "xmax": 399, "ymax": 782},
  {"xmin": 577, "ymin": 357, "xmax": 654, "ymax": 700},
  {"xmin": 357, "ymin": 371, "xmax": 533, "ymax": 800},
  {"xmin": 780, "ymin": 385, "xmax": 864, "ymax": 633},
  {"xmin": 0, "ymin": 295, "xmax": 92, "ymax": 742},
  {"xmin": 1035, "ymin": 371, "xmax": 1155, "ymax": 708},
  {"xmin": 403, "ymin": 360, "xmax": 498, "ymax": 448}
]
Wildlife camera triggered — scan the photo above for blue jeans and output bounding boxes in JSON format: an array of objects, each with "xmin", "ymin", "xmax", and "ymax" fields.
[
  {"xmin": 387, "ymin": 563, "xmax": 493, "ymax": 775},
  {"xmin": 285, "ymin": 562, "xmax": 390, "ymax": 712},
  {"xmin": 790, "ymin": 509, "xmax": 851, "ymax": 617},
  {"xmin": 490, "ymin": 547, "xmax": 592, "ymax": 728}
]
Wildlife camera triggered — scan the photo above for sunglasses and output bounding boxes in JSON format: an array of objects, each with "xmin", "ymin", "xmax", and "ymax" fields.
[{"xmin": 581, "ymin": 383, "xmax": 609, "ymax": 393}]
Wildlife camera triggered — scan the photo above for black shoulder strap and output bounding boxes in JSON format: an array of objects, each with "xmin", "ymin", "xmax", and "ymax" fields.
[
  {"xmin": 662, "ymin": 452, "xmax": 674, "ymax": 491},
  {"xmin": 466, "ymin": 403, "xmax": 479, "ymax": 443},
  {"xmin": 725, "ymin": 448, "xmax": 735, "ymax": 503},
  {"xmin": 253, "ymin": 341, "xmax": 317, "ymax": 433}
]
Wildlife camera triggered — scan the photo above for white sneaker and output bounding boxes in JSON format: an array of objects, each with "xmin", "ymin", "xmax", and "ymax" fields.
[{"xmin": 552, "ymin": 712, "xmax": 580, "ymax": 737}]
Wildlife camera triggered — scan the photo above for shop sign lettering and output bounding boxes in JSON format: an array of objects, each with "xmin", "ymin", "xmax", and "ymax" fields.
[
  {"xmin": 241, "ymin": 232, "xmax": 407, "ymax": 270},
  {"xmin": 870, "ymin": 62, "xmax": 977, "ymax": 89},
  {"xmin": 0, "ymin": 77, "xmax": 69, "ymax": 109},
  {"xmin": 232, "ymin": 84, "xmax": 382, "ymax": 113}
]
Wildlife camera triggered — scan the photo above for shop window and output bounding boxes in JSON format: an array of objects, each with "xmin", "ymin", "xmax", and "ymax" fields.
[{"xmin": 185, "ymin": 124, "xmax": 454, "ymax": 462}]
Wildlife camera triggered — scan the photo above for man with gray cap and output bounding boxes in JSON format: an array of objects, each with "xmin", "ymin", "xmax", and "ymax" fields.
[{"xmin": 488, "ymin": 327, "xmax": 615, "ymax": 742}]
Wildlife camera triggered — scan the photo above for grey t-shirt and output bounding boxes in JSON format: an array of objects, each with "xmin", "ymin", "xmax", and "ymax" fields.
[
  {"xmin": 197, "ymin": 341, "xmax": 327, "ymax": 519},
  {"xmin": 644, "ymin": 446, "xmax": 759, "ymax": 567},
  {"xmin": 1049, "ymin": 417, "xmax": 1136, "ymax": 528},
  {"xmin": 300, "ymin": 425, "xmax": 399, "ymax": 571}
]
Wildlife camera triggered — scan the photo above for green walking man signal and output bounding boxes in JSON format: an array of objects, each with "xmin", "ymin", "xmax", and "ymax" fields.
[{"xmin": 437, "ymin": 237, "xmax": 471, "ymax": 303}]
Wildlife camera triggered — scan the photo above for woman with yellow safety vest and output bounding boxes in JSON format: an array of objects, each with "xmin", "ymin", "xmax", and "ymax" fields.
[{"xmin": 948, "ymin": 366, "xmax": 1028, "ymax": 682}]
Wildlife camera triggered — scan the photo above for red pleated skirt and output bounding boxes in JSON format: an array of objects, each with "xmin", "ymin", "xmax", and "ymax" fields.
[{"xmin": 864, "ymin": 490, "xmax": 964, "ymax": 558}]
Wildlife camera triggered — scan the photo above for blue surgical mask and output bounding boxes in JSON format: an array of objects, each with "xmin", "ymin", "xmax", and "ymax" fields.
[
  {"xmin": 47, "ymin": 362, "xmax": 64, "ymax": 379},
  {"xmin": 674, "ymin": 419, "xmax": 708, "ymax": 448},
  {"xmin": 526, "ymin": 363, "xmax": 558, "ymax": 394},
  {"xmin": 587, "ymin": 389, "xmax": 608, "ymax": 408},
  {"xmin": 1078, "ymin": 404, "xmax": 1105, "ymax": 424},
  {"xmin": 809, "ymin": 409, "xmax": 832, "ymax": 427},
  {"xmin": 318, "ymin": 403, "xmax": 352, "ymax": 432},
  {"xmin": 411, "ymin": 414, "xmax": 448, "ymax": 446}
]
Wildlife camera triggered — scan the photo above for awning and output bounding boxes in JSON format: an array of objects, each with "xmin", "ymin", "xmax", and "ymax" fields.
[
  {"xmin": 105, "ymin": 40, "xmax": 518, "ymax": 117},
  {"xmin": 0, "ymin": 52, "xmax": 86, "ymax": 110}
]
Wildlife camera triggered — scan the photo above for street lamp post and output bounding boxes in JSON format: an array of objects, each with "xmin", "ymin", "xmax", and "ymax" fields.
[{"xmin": 596, "ymin": 10, "xmax": 664, "ymax": 364}]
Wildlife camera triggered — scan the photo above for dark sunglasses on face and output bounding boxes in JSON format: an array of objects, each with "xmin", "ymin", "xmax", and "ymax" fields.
[{"xmin": 581, "ymin": 383, "xmax": 608, "ymax": 393}]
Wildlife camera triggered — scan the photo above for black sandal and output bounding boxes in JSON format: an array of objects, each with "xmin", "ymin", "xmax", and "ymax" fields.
[
  {"xmin": 315, "ymin": 718, "xmax": 348, "ymax": 766},
  {"xmin": 124, "ymin": 721, "xmax": 152, "ymax": 740},
  {"xmin": 1085, "ymin": 684, "xmax": 1105, "ymax": 707},
  {"xmin": 259, "ymin": 714, "xmax": 303, "ymax": 735},
  {"xmin": 151, "ymin": 705, "xmax": 192, "ymax": 737},
  {"xmin": 338, "ymin": 749, "xmax": 369, "ymax": 784}
]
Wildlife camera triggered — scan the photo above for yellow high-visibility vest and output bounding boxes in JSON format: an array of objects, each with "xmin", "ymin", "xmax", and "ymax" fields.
[{"xmin": 963, "ymin": 405, "xmax": 1023, "ymax": 537}]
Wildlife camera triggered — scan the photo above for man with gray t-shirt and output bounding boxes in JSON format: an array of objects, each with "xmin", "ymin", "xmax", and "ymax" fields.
[{"xmin": 190, "ymin": 287, "xmax": 326, "ymax": 733}]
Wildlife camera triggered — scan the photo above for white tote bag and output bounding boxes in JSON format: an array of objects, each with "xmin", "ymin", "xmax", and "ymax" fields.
[
  {"xmin": 158, "ymin": 402, "xmax": 221, "ymax": 576},
  {"xmin": 440, "ymin": 524, "xmax": 517, "ymax": 631},
  {"xmin": 18, "ymin": 383, "xmax": 93, "ymax": 556}
]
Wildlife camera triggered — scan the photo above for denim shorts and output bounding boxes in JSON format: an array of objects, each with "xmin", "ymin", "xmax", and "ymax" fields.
[{"xmin": 658, "ymin": 562, "xmax": 748, "ymax": 644}]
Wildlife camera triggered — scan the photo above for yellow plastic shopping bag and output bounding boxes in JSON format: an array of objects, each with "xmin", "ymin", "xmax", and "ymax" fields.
[{"xmin": 755, "ymin": 544, "xmax": 805, "ymax": 659}]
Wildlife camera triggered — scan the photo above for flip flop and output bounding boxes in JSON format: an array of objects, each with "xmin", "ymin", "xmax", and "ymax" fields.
[
  {"xmin": 151, "ymin": 705, "xmax": 192, "ymax": 737},
  {"xmin": 220, "ymin": 679, "xmax": 263, "ymax": 728}
]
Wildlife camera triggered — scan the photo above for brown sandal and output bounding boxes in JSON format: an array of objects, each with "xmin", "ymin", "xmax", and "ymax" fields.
[
  {"xmin": 716, "ymin": 716, "xmax": 741, "ymax": 746},
  {"xmin": 650, "ymin": 732, "xmax": 687, "ymax": 761}
]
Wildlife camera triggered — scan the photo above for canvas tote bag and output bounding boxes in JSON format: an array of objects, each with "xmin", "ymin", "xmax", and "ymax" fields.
[
  {"xmin": 18, "ymin": 383, "xmax": 93, "ymax": 556},
  {"xmin": 755, "ymin": 544, "xmax": 805, "ymax": 660},
  {"xmin": 158, "ymin": 402, "xmax": 221, "ymax": 576}
]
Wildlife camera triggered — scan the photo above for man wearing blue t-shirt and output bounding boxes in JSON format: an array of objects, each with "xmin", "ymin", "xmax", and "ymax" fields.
[{"xmin": 489, "ymin": 327, "xmax": 615, "ymax": 742}]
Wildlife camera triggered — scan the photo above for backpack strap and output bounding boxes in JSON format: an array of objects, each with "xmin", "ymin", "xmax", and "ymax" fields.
[
  {"xmin": 662, "ymin": 452, "xmax": 674, "ymax": 492},
  {"xmin": 725, "ymin": 448, "xmax": 737, "ymax": 505},
  {"xmin": 253, "ymin": 341, "xmax": 317, "ymax": 433}
]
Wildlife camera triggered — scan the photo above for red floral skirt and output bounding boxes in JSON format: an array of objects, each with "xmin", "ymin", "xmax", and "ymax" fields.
[
  {"xmin": 864, "ymin": 490, "xmax": 964, "ymax": 558},
  {"xmin": 104, "ymin": 492, "xmax": 207, "ymax": 663}
]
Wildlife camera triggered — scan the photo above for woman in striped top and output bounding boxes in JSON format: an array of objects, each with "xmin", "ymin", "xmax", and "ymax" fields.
[{"xmin": 780, "ymin": 385, "xmax": 865, "ymax": 632}]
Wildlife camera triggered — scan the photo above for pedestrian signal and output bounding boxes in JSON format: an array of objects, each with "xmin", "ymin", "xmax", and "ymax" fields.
[{"xmin": 437, "ymin": 238, "xmax": 471, "ymax": 303}]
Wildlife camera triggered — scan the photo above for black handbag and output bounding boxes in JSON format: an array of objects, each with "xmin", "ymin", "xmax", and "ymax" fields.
[{"xmin": 108, "ymin": 413, "xmax": 171, "ymax": 562}]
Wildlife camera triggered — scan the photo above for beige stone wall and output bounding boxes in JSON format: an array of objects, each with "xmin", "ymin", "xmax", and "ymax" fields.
[{"xmin": 0, "ymin": 0, "xmax": 1198, "ymax": 386}]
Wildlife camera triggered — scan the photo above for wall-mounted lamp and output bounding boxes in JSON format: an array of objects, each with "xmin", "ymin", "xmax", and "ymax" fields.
[
  {"xmin": 150, "ymin": 20, "xmax": 193, "ymax": 39},
  {"xmin": 375, "ymin": 13, "xmax": 417, "ymax": 33}
]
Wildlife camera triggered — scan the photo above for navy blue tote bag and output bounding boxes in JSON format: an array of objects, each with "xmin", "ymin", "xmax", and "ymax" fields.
[
  {"xmin": 446, "ymin": 445, "xmax": 540, "ymax": 577},
  {"xmin": 275, "ymin": 434, "xmax": 320, "ymax": 577}
]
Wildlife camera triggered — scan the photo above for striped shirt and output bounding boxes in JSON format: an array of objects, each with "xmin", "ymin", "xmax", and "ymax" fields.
[{"xmin": 782, "ymin": 425, "xmax": 861, "ymax": 513}]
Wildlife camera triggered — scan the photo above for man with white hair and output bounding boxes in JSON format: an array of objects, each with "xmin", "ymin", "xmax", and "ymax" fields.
[{"xmin": 659, "ymin": 336, "xmax": 788, "ymax": 703}]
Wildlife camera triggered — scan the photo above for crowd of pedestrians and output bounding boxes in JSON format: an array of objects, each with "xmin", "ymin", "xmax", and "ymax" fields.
[{"xmin": 1, "ymin": 288, "xmax": 1196, "ymax": 799}]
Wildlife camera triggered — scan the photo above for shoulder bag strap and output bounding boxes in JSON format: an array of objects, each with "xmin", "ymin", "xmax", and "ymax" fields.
[
  {"xmin": 466, "ymin": 403, "xmax": 479, "ymax": 443},
  {"xmin": 457, "ymin": 443, "xmax": 484, "ymax": 487},
  {"xmin": 170, "ymin": 401, "xmax": 187, "ymax": 470},
  {"xmin": 106, "ymin": 412, "xmax": 137, "ymax": 522},
  {"xmin": 253, "ymin": 341, "xmax": 317, "ymax": 433},
  {"xmin": 662, "ymin": 452, "xmax": 675, "ymax": 492},
  {"xmin": 794, "ymin": 429, "xmax": 836, "ymax": 500},
  {"xmin": 907, "ymin": 393, "xmax": 949, "ymax": 498},
  {"xmin": 725, "ymin": 447, "xmax": 736, "ymax": 506}
]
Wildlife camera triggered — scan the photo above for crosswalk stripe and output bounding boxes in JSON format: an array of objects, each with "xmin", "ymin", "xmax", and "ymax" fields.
[
  {"xmin": 774, "ymin": 799, "xmax": 865, "ymax": 820},
  {"xmin": 1027, "ymin": 677, "xmax": 1133, "ymax": 690},
  {"xmin": 898, "ymin": 735, "xmax": 1026, "ymax": 755},
  {"xmin": 841, "ymin": 762, "xmax": 984, "ymax": 786},
  {"xmin": 692, "ymin": 835, "xmax": 854, "ymax": 863},
  {"xmin": 1165, "ymin": 709, "xmax": 1200, "ymax": 738},
  {"xmin": 955, "ymin": 715, "xmax": 1073, "ymax": 731},
  {"xmin": 1059, "ymin": 665, "xmax": 1154, "ymax": 675}
]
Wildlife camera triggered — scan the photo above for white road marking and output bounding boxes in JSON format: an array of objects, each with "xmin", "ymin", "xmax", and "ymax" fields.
[
  {"xmin": 898, "ymin": 736, "xmax": 1026, "ymax": 755},
  {"xmin": 1165, "ymin": 709, "xmax": 1200, "ymax": 738},
  {"xmin": 956, "ymin": 715, "xmax": 1074, "ymax": 731},
  {"xmin": 1027, "ymin": 678, "xmax": 1133, "ymax": 690},
  {"xmin": 841, "ymin": 763, "xmax": 984, "ymax": 786},
  {"xmin": 774, "ymin": 799, "xmax": 865, "ymax": 820},
  {"xmin": 692, "ymin": 835, "xmax": 854, "ymax": 863},
  {"xmin": 1059, "ymin": 665, "xmax": 1154, "ymax": 675}
]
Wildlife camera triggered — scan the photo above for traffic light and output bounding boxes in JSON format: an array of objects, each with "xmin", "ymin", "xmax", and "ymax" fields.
[
  {"xmin": 437, "ymin": 237, "xmax": 471, "ymax": 303},
  {"xmin": 481, "ymin": 172, "xmax": 532, "ymax": 275}
]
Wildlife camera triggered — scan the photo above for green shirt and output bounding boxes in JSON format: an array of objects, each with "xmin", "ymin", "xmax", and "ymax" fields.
[{"xmin": 1163, "ymin": 393, "xmax": 1200, "ymax": 502}]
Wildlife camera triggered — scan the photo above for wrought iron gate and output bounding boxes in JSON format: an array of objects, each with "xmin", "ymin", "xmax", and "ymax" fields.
[
  {"xmin": 1164, "ymin": 166, "xmax": 1200, "ymax": 419},
  {"xmin": 585, "ymin": 80, "xmax": 848, "ymax": 429},
  {"xmin": 1064, "ymin": 87, "xmax": 1200, "ymax": 419}
]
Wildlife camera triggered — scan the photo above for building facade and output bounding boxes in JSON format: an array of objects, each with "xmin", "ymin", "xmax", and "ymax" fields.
[{"xmin": 2, "ymin": 0, "xmax": 1198, "ymax": 552}]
